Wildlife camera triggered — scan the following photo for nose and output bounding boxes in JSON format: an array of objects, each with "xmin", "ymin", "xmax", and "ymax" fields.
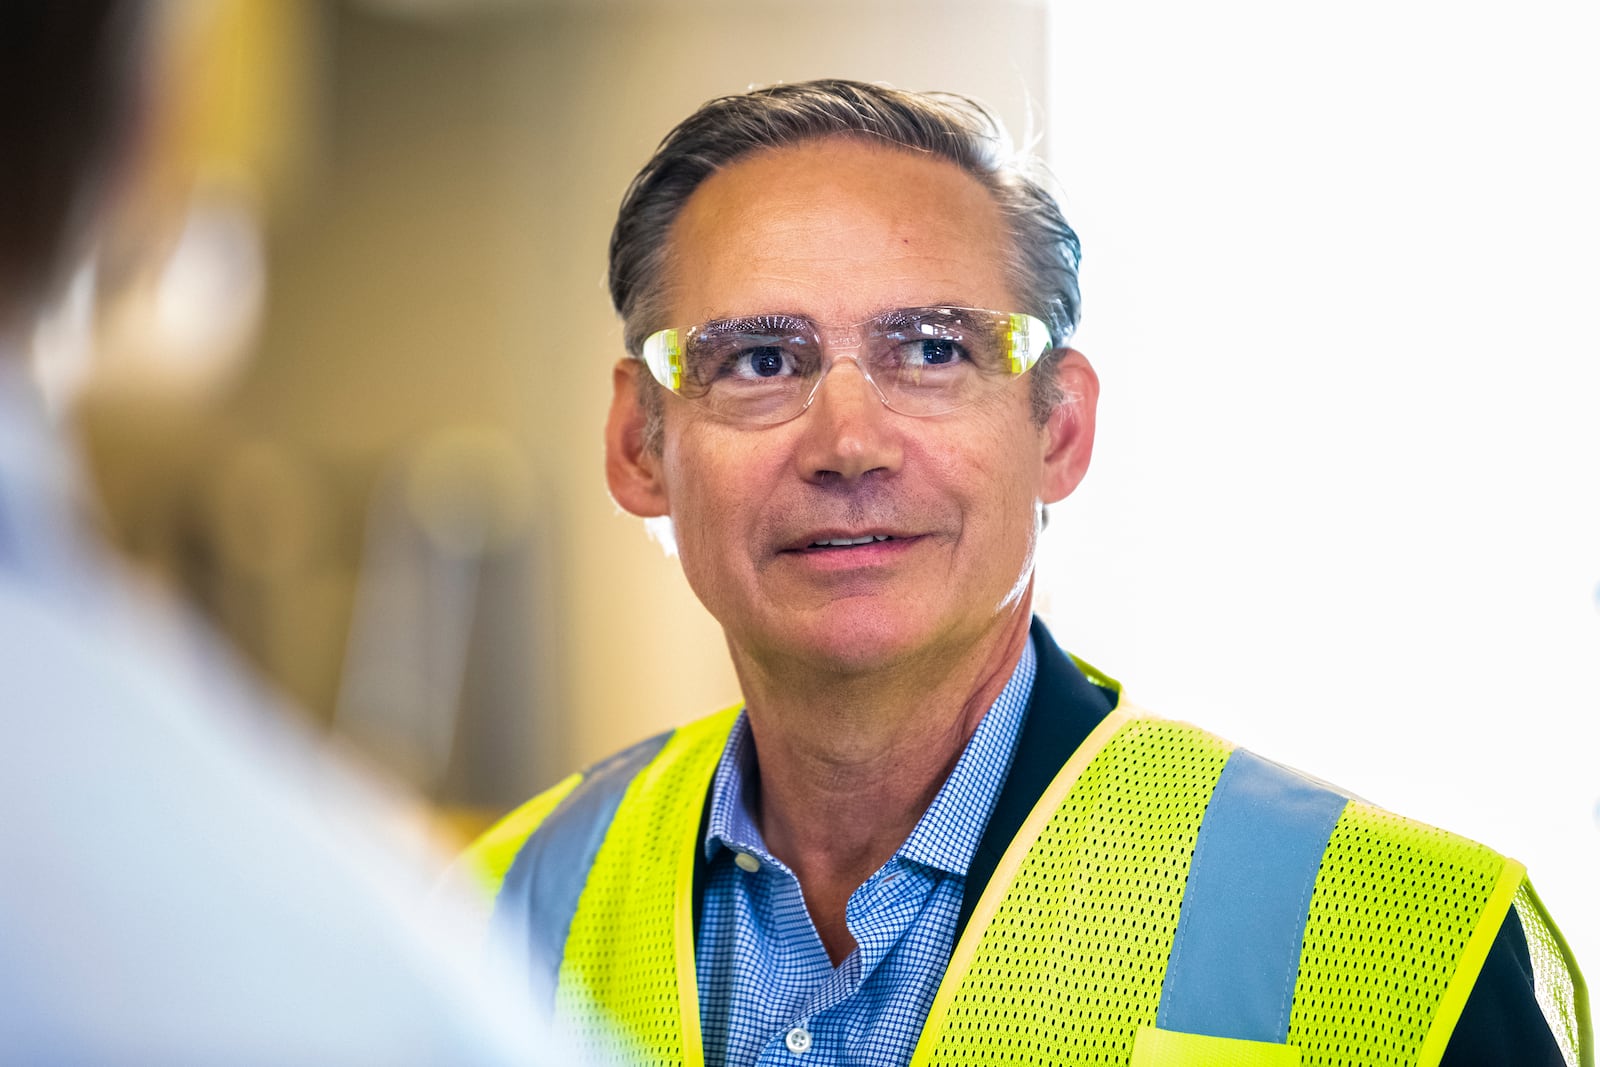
[{"xmin": 792, "ymin": 357, "xmax": 903, "ymax": 484}]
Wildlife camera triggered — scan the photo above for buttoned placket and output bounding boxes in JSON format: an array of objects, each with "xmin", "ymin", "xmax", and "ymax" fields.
[{"xmin": 737, "ymin": 853, "xmax": 947, "ymax": 1066}]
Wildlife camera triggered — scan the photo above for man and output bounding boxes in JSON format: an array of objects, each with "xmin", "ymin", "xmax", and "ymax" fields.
[
  {"xmin": 0, "ymin": 4, "xmax": 547, "ymax": 1060},
  {"xmin": 466, "ymin": 81, "xmax": 1589, "ymax": 1065}
]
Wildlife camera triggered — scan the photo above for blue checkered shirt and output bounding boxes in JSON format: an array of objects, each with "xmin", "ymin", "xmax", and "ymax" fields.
[{"xmin": 698, "ymin": 638, "xmax": 1038, "ymax": 1067}]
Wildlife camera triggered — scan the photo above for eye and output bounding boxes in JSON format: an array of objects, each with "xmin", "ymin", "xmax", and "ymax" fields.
[
  {"xmin": 735, "ymin": 344, "xmax": 794, "ymax": 379},
  {"xmin": 887, "ymin": 335, "xmax": 969, "ymax": 370},
  {"xmin": 916, "ymin": 338, "xmax": 962, "ymax": 366},
  {"xmin": 685, "ymin": 327, "xmax": 810, "ymax": 388}
]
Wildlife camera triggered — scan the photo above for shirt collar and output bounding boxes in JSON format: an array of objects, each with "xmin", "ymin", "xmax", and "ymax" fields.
[
  {"xmin": 703, "ymin": 718, "xmax": 766, "ymax": 862},
  {"xmin": 702, "ymin": 634, "xmax": 1038, "ymax": 878}
]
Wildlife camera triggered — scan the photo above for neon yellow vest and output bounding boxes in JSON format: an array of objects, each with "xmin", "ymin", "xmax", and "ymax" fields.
[{"xmin": 466, "ymin": 705, "xmax": 1588, "ymax": 1067}]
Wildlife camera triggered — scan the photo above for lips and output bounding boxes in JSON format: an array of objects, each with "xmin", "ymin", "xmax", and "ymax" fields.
[
  {"xmin": 809, "ymin": 534, "xmax": 893, "ymax": 548},
  {"xmin": 777, "ymin": 528, "xmax": 916, "ymax": 554}
]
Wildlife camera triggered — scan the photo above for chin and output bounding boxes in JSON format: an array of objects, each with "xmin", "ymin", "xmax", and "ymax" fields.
[{"xmin": 762, "ymin": 599, "xmax": 972, "ymax": 677}]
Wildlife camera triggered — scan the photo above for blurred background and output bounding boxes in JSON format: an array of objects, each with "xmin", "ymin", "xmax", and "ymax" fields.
[{"xmin": 52, "ymin": 0, "xmax": 1594, "ymax": 964}]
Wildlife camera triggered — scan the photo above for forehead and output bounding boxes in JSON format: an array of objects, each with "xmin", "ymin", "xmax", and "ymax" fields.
[{"xmin": 663, "ymin": 137, "xmax": 1015, "ymax": 325}]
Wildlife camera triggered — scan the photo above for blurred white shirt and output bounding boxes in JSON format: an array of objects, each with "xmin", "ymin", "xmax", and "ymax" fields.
[{"xmin": 0, "ymin": 355, "xmax": 550, "ymax": 1065}]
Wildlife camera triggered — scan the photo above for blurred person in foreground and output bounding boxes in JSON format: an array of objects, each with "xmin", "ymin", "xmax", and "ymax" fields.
[
  {"xmin": 0, "ymin": 5, "xmax": 547, "ymax": 1062},
  {"xmin": 463, "ymin": 80, "xmax": 1591, "ymax": 1065}
]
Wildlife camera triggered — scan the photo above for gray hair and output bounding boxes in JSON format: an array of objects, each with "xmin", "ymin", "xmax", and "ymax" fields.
[{"xmin": 607, "ymin": 78, "xmax": 1083, "ymax": 433}]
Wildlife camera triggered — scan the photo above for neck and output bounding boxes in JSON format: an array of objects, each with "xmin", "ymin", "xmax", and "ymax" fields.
[{"xmin": 728, "ymin": 600, "xmax": 1034, "ymax": 962}]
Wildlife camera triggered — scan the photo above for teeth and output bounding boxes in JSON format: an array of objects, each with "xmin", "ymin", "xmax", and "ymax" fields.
[{"xmin": 811, "ymin": 535, "xmax": 892, "ymax": 547}]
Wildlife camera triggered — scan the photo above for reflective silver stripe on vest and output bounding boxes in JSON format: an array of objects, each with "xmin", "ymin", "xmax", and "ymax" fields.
[
  {"xmin": 492, "ymin": 729, "xmax": 674, "ymax": 1009},
  {"xmin": 1156, "ymin": 748, "xmax": 1350, "ymax": 1043}
]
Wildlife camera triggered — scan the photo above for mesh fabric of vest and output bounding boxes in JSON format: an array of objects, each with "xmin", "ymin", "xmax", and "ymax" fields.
[
  {"xmin": 1511, "ymin": 880, "xmax": 1589, "ymax": 1066},
  {"xmin": 917, "ymin": 717, "xmax": 1527, "ymax": 1066},
  {"xmin": 919, "ymin": 716, "xmax": 1233, "ymax": 1064},
  {"xmin": 1286, "ymin": 804, "xmax": 1511, "ymax": 1065},
  {"xmin": 554, "ymin": 708, "xmax": 735, "ymax": 1067}
]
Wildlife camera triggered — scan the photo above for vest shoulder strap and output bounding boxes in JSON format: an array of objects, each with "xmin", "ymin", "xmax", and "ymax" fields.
[
  {"xmin": 491, "ymin": 729, "xmax": 677, "ymax": 1008},
  {"xmin": 1157, "ymin": 748, "xmax": 1350, "ymax": 1044},
  {"xmin": 556, "ymin": 703, "xmax": 736, "ymax": 1062},
  {"xmin": 459, "ymin": 772, "xmax": 583, "ymax": 905},
  {"xmin": 533, "ymin": 707, "xmax": 737, "ymax": 1067}
]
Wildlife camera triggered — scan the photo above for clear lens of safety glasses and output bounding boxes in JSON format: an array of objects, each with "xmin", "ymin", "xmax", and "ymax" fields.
[{"xmin": 640, "ymin": 306, "xmax": 1056, "ymax": 426}]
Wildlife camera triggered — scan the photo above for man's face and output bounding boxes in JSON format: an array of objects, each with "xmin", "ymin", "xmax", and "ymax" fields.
[{"xmin": 608, "ymin": 137, "xmax": 1095, "ymax": 679}]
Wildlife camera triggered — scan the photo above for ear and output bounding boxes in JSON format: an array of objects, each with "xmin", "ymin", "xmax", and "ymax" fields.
[
  {"xmin": 605, "ymin": 359, "xmax": 670, "ymax": 517},
  {"xmin": 1039, "ymin": 348, "xmax": 1099, "ymax": 505}
]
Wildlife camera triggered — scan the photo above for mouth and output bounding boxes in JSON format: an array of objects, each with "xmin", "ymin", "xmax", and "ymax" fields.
[
  {"xmin": 778, "ymin": 531, "xmax": 915, "ymax": 556},
  {"xmin": 807, "ymin": 534, "xmax": 895, "ymax": 550}
]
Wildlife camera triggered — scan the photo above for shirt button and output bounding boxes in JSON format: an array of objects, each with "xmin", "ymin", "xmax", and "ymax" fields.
[
  {"xmin": 785, "ymin": 1026, "xmax": 813, "ymax": 1054},
  {"xmin": 734, "ymin": 852, "xmax": 761, "ymax": 873}
]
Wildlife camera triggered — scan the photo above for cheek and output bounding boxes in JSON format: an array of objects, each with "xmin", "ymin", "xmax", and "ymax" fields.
[
  {"xmin": 663, "ymin": 481, "xmax": 732, "ymax": 616},
  {"xmin": 944, "ymin": 415, "xmax": 1048, "ymax": 573},
  {"xmin": 660, "ymin": 446, "xmax": 717, "ymax": 556},
  {"xmin": 938, "ymin": 405, "xmax": 1047, "ymax": 508},
  {"xmin": 658, "ymin": 430, "xmax": 765, "ymax": 587}
]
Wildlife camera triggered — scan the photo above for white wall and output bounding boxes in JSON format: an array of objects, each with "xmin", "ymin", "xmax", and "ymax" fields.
[{"xmin": 1038, "ymin": 0, "xmax": 1598, "ymax": 970}]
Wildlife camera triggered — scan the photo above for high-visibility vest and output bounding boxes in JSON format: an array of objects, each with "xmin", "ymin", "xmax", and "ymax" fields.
[{"xmin": 466, "ymin": 702, "xmax": 1589, "ymax": 1067}]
